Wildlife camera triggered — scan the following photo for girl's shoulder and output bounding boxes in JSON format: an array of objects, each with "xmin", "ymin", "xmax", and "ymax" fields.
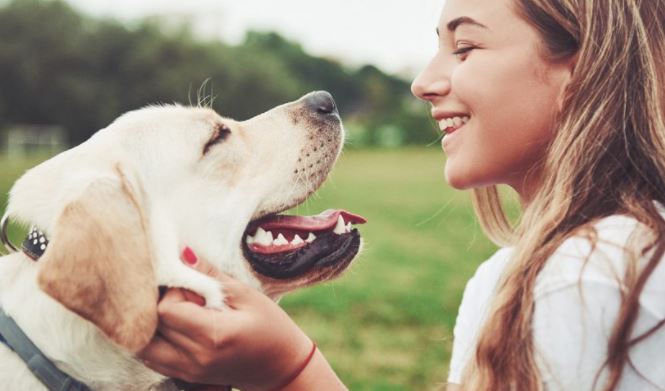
[
  {"xmin": 470, "ymin": 247, "xmax": 514, "ymax": 285},
  {"xmin": 536, "ymin": 210, "xmax": 665, "ymax": 309},
  {"xmin": 533, "ymin": 210, "xmax": 665, "ymax": 389}
]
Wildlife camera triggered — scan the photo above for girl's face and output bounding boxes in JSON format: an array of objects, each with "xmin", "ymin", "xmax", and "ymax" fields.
[{"xmin": 411, "ymin": 0, "xmax": 572, "ymax": 199}]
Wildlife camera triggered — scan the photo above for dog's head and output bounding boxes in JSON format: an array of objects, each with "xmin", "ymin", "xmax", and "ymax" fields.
[{"xmin": 5, "ymin": 91, "xmax": 365, "ymax": 353}]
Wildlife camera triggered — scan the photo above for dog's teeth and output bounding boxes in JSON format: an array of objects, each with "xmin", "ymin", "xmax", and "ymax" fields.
[
  {"xmin": 254, "ymin": 227, "xmax": 274, "ymax": 246},
  {"xmin": 306, "ymin": 233, "xmax": 316, "ymax": 243},
  {"xmin": 345, "ymin": 222, "xmax": 352, "ymax": 232},
  {"xmin": 291, "ymin": 234, "xmax": 304, "ymax": 245},
  {"xmin": 274, "ymin": 233, "xmax": 288, "ymax": 246},
  {"xmin": 245, "ymin": 235, "xmax": 255, "ymax": 245},
  {"xmin": 333, "ymin": 216, "xmax": 346, "ymax": 235}
]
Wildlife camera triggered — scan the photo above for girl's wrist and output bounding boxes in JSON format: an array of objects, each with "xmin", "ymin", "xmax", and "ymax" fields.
[
  {"xmin": 280, "ymin": 347, "xmax": 348, "ymax": 391},
  {"xmin": 267, "ymin": 341, "xmax": 318, "ymax": 391}
]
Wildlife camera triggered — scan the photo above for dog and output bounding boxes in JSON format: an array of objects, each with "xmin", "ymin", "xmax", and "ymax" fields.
[{"xmin": 0, "ymin": 91, "xmax": 365, "ymax": 390}]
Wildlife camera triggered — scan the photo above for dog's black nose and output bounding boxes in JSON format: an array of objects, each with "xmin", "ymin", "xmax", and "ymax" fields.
[{"xmin": 304, "ymin": 91, "xmax": 338, "ymax": 115}]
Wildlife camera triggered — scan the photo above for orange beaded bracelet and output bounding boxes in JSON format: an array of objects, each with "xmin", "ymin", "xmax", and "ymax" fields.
[{"xmin": 268, "ymin": 341, "xmax": 318, "ymax": 391}]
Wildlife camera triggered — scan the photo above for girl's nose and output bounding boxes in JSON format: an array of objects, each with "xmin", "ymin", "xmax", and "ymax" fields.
[{"xmin": 411, "ymin": 53, "xmax": 451, "ymax": 102}]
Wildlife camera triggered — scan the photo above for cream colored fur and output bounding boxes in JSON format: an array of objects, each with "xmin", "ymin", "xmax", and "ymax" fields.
[{"xmin": 0, "ymin": 93, "xmax": 346, "ymax": 390}]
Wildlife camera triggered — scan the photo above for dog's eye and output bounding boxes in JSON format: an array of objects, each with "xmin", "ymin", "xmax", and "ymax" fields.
[{"xmin": 203, "ymin": 124, "xmax": 231, "ymax": 154}]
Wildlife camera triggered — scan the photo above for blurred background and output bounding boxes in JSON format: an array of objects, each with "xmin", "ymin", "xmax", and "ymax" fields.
[{"xmin": 0, "ymin": 0, "xmax": 503, "ymax": 389}]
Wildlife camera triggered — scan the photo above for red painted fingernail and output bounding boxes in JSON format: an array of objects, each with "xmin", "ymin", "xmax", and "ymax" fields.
[{"xmin": 182, "ymin": 246, "xmax": 198, "ymax": 265}]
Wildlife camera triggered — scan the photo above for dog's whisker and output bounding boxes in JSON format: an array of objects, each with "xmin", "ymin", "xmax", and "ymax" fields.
[{"xmin": 197, "ymin": 77, "xmax": 214, "ymax": 108}]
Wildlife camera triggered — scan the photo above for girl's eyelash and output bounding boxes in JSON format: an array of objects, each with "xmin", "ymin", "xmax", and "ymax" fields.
[{"xmin": 452, "ymin": 46, "xmax": 476, "ymax": 56}]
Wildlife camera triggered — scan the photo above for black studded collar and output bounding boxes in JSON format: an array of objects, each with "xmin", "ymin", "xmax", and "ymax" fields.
[
  {"xmin": 1, "ymin": 214, "xmax": 49, "ymax": 261},
  {"xmin": 22, "ymin": 227, "xmax": 49, "ymax": 261}
]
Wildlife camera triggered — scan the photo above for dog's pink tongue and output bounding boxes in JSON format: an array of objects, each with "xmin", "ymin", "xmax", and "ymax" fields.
[{"xmin": 251, "ymin": 209, "xmax": 366, "ymax": 231}]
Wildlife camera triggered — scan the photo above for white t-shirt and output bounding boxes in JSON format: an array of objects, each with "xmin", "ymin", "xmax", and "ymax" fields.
[{"xmin": 448, "ymin": 212, "xmax": 665, "ymax": 390}]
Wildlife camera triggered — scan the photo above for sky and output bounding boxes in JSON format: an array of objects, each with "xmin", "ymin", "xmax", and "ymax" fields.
[{"xmin": 64, "ymin": 0, "xmax": 445, "ymax": 78}]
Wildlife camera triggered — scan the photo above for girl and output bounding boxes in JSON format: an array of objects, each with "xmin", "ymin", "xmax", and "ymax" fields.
[{"xmin": 140, "ymin": 0, "xmax": 665, "ymax": 389}]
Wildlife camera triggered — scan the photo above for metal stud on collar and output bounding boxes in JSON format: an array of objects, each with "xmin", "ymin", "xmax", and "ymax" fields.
[{"xmin": 1, "ymin": 213, "xmax": 18, "ymax": 253}]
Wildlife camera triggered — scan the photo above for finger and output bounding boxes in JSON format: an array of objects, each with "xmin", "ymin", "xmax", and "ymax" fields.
[
  {"xmin": 139, "ymin": 335, "xmax": 194, "ymax": 377},
  {"xmin": 182, "ymin": 289, "xmax": 206, "ymax": 306},
  {"xmin": 160, "ymin": 287, "xmax": 189, "ymax": 305},
  {"xmin": 179, "ymin": 247, "xmax": 255, "ymax": 309},
  {"xmin": 180, "ymin": 247, "xmax": 238, "ymax": 284},
  {"xmin": 157, "ymin": 299, "xmax": 230, "ymax": 346},
  {"xmin": 181, "ymin": 247, "xmax": 253, "ymax": 309},
  {"xmin": 146, "ymin": 361, "xmax": 190, "ymax": 383},
  {"xmin": 156, "ymin": 320, "xmax": 205, "ymax": 354},
  {"xmin": 159, "ymin": 286, "xmax": 206, "ymax": 307}
]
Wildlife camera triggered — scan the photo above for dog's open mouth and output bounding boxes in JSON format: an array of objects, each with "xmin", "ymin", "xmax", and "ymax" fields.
[{"xmin": 242, "ymin": 210, "xmax": 366, "ymax": 279}]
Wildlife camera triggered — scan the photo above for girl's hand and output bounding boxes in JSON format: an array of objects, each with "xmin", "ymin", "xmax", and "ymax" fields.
[{"xmin": 139, "ymin": 249, "xmax": 314, "ymax": 391}]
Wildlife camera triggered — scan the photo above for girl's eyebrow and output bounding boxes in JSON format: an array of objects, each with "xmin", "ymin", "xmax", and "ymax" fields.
[{"xmin": 436, "ymin": 16, "xmax": 489, "ymax": 36}]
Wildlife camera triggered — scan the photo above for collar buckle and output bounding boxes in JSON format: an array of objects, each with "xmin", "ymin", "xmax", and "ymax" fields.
[{"xmin": 1, "ymin": 214, "xmax": 18, "ymax": 254}]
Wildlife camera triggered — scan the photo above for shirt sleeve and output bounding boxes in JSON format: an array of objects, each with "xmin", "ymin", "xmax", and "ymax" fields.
[
  {"xmin": 447, "ymin": 248, "xmax": 512, "ymax": 384},
  {"xmin": 533, "ymin": 230, "xmax": 665, "ymax": 390}
]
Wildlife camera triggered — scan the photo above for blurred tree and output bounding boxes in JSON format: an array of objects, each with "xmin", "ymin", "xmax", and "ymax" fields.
[{"xmin": 0, "ymin": 0, "xmax": 432, "ymax": 146}]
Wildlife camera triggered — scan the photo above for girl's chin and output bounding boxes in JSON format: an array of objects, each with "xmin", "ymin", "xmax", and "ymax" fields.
[
  {"xmin": 445, "ymin": 171, "xmax": 474, "ymax": 190},
  {"xmin": 444, "ymin": 164, "xmax": 491, "ymax": 190},
  {"xmin": 445, "ymin": 163, "xmax": 467, "ymax": 189}
]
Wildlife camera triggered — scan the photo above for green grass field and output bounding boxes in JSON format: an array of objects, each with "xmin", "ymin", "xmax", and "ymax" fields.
[{"xmin": 0, "ymin": 148, "xmax": 499, "ymax": 390}]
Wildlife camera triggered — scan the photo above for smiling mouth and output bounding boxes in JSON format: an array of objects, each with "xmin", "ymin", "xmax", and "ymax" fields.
[
  {"xmin": 242, "ymin": 210, "xmax": 366, "ymax": 279},
  {"xmin": 438, "ymin": 115, "xmax": 470, "ymax": 134}
]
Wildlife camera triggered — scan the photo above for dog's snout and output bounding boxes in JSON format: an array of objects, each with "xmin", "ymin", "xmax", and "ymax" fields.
[{"xmin": 304, "ymin": 91, "xmax": 337, "ymax": 115}]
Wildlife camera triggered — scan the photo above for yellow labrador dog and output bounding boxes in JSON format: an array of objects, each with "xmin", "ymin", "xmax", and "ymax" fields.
[{"xmin": 0, "ymin": 91, "xmax": 365, "ymax": 390}]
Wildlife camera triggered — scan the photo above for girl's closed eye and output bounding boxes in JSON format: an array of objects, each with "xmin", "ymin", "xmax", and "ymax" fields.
[{"xmin": 452, "ymin": 42, "xmax": 478, "ymax": 59}]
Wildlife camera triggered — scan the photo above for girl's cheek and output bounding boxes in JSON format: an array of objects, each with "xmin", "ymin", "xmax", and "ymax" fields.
[
  {"xmin": 449, "ymin": 63, "xmax": 464, "ymax": 89},
  {"xmin": 451, "ymin": 63, "xmax": 480, "ymax": 109}
]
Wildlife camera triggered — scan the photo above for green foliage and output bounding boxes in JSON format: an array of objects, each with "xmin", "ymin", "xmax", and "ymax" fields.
[
  {"xmin": 0, "ymin": 148, "xmax": 503, "ymax": 390},
  {"xmin": 0, "ymin": 0, "xmax": 433, "ymax": 146}
]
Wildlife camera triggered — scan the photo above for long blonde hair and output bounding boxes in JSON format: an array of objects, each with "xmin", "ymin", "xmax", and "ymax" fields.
[{"xmin": 465, "ymin": 0, "xmax": 665, "ymax": 389}]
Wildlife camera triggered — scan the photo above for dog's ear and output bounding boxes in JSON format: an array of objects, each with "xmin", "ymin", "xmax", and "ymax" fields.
[{"xmin": 37, "ymin": 167, "xmax": 158, "ymax": 353}]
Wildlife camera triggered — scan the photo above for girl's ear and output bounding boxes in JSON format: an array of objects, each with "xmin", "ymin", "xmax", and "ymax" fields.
[{"xmin": 37, "ymin": 167, "xmax": 158, "ymax": 353}]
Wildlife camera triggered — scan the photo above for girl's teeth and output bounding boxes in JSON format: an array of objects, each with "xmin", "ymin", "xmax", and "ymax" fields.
[{"xmin": 439, "ymin": 116, "xmax": 470, "ymax": 130}]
